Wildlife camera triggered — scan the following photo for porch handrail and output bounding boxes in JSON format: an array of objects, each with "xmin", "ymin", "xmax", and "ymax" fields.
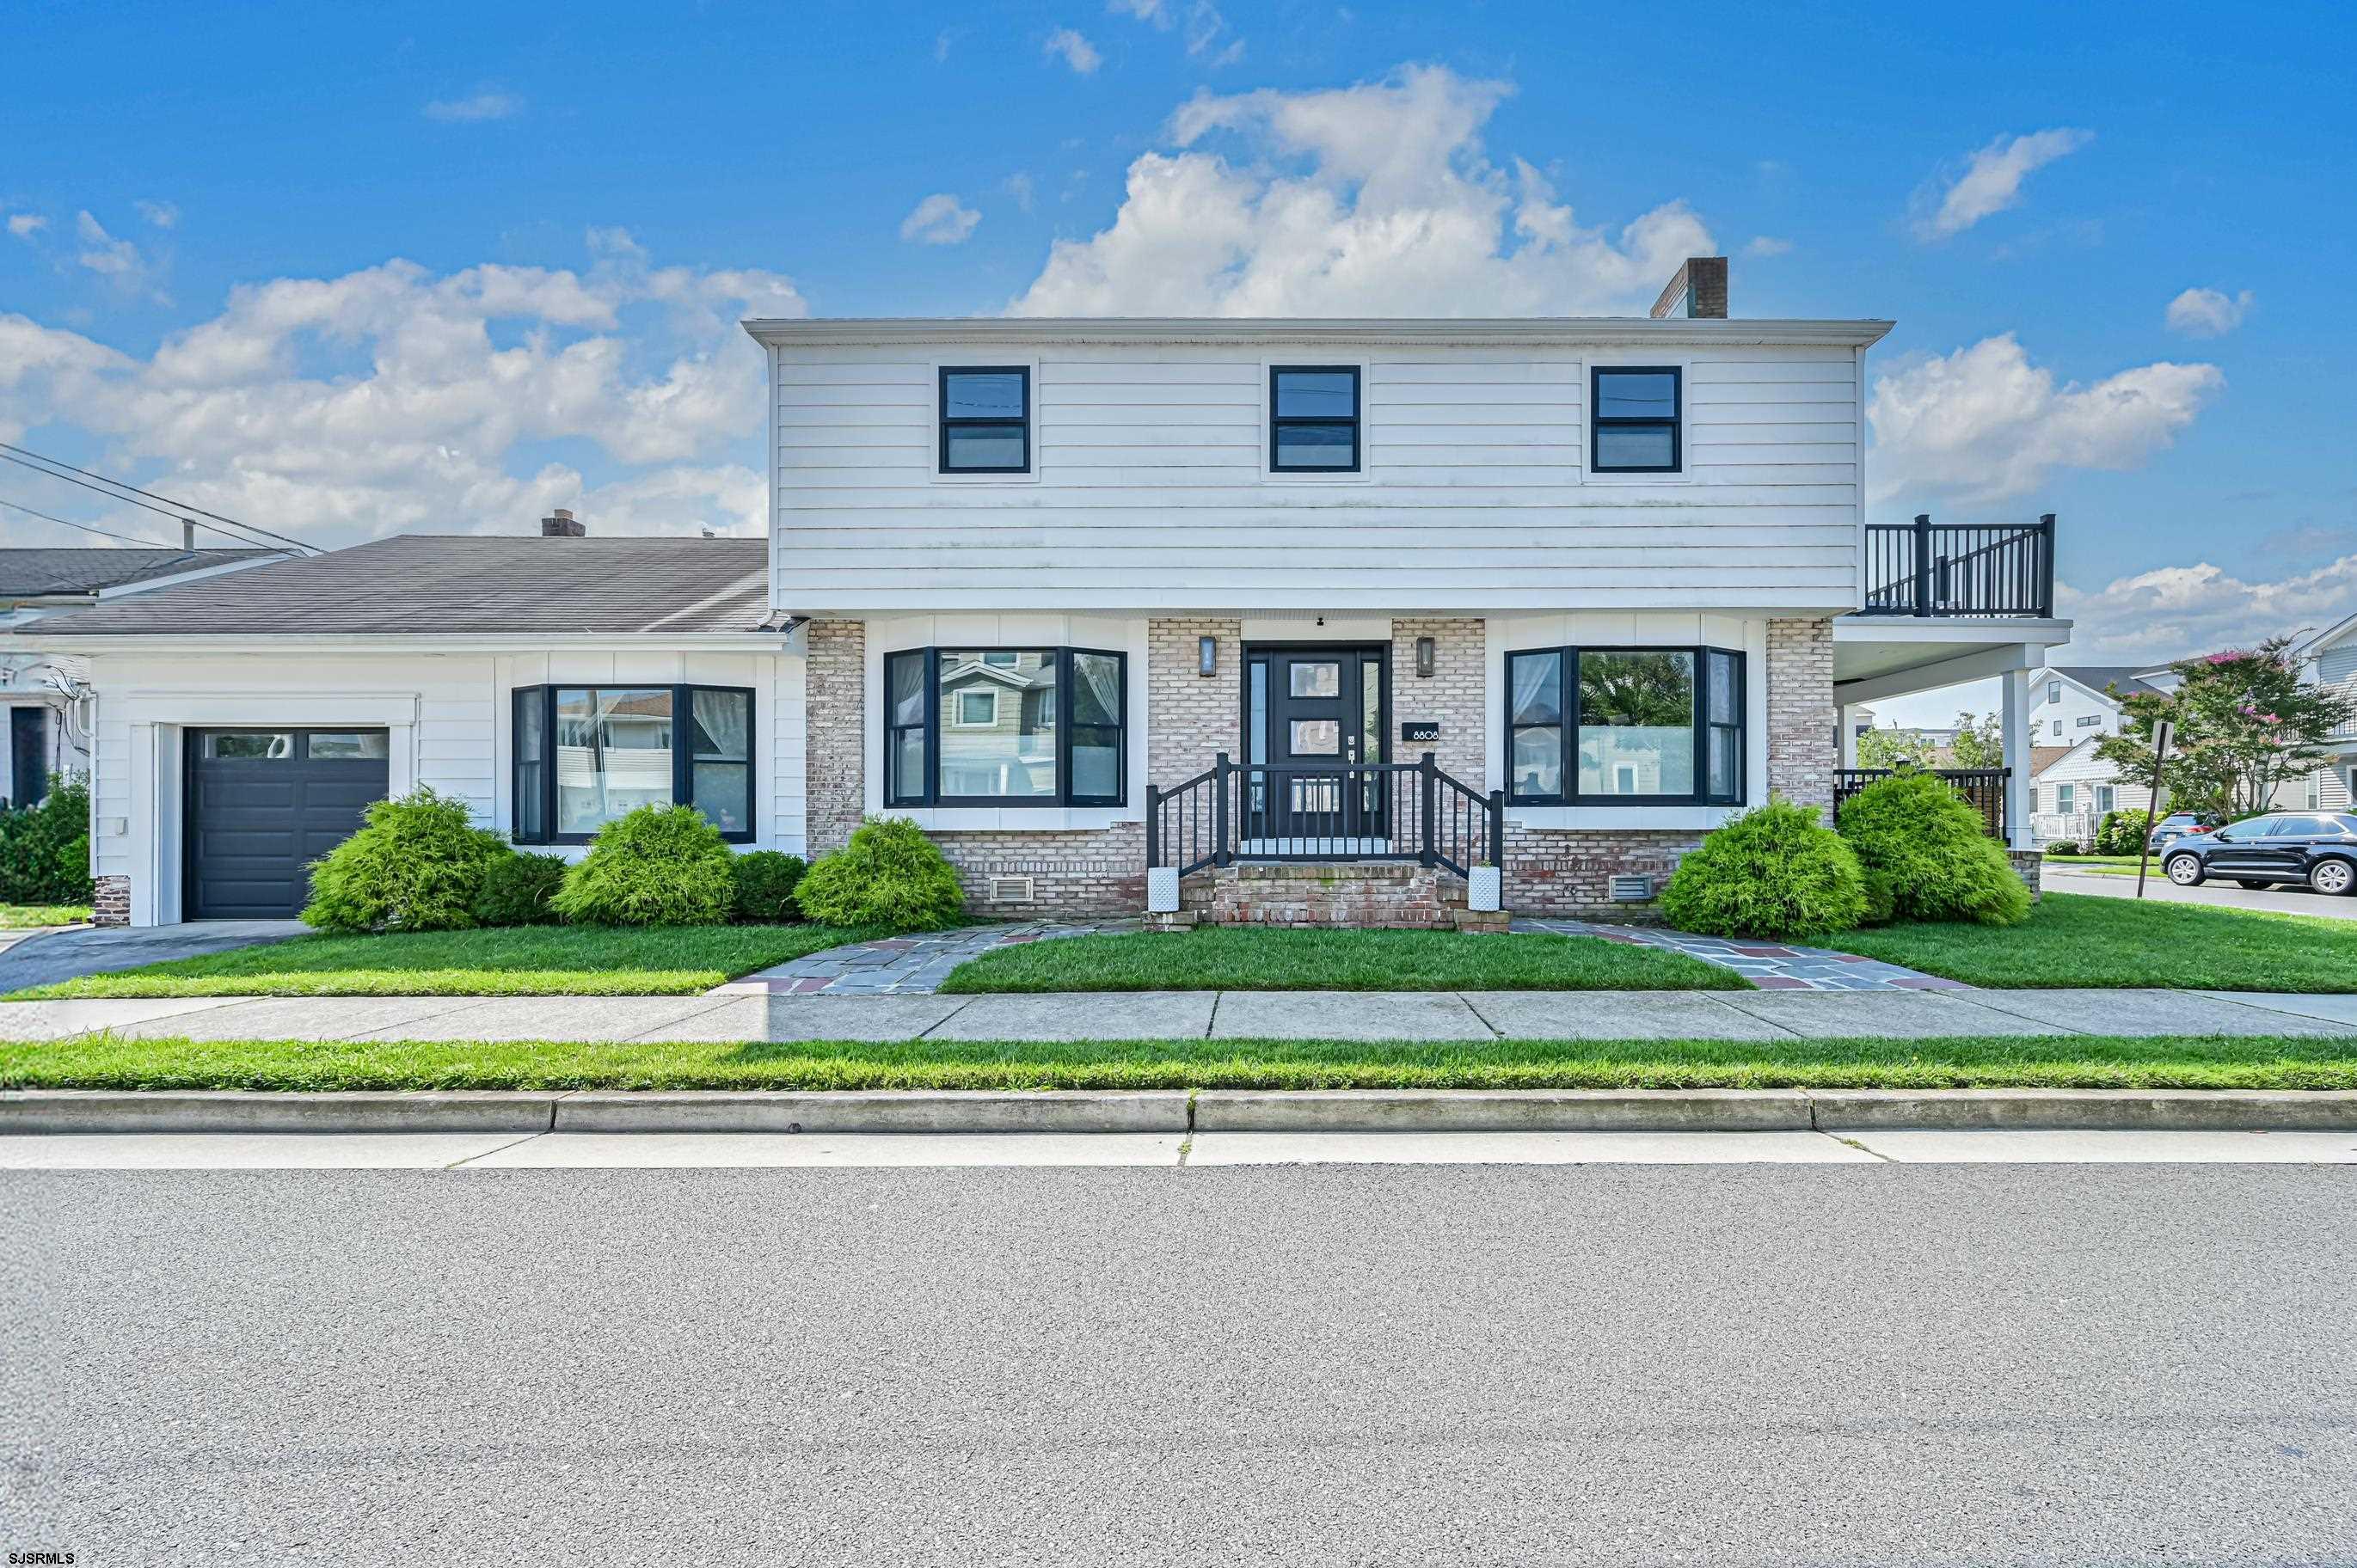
[
  {"xmin": 1147, "ymin": 752, "xmax": 1504, "ymax": 879},
  {"xmin": 1858, "ymin": 513, "xmax": 2055, "ymax": 618}
]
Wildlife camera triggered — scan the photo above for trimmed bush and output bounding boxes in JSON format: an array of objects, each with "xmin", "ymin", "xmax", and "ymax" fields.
[
  {"xmin": 1658, "ymin": 799, "xmax": 1868, "ymax": 941},
  {"xmin": 1858, "ymin": 867, "xmax": 1898, "ymax": 928},
  {"xmin": 551, "ymin": 804, "xmax": 736, "ymax": 927},
  {"xmin": 1838, "ymin": 771, "xmax": 2033, "ymax": 927},
  {"xmin": 730, "ymin": 850, "xmax": 807, "ymax": 923},
  {"xmin": 2094, "ymin": 810, "xmax": 2146, "ymax": 856},
  {"xmin": 473, "ymin": 850, "xmax": 570, "ymax": 927},
  {"xmin": 795, "ymin": 817, "xmax": 967, "ymax": 931},
  {"xmin": 0, "ymin": 775, "xmax": 94, "ymax": 906},
  {"xmin": 303, "ymin": 787, "xmax": 508, "ymax": 934},
  {"xmin": 2044, "ymin": 841, "xmax": 2082, "ymax": 857}
]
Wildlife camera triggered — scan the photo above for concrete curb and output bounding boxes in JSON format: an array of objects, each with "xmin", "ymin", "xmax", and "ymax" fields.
[{"xmin": 7, "ymin": 1087, "xmax": 2357, "ymax": 1136}]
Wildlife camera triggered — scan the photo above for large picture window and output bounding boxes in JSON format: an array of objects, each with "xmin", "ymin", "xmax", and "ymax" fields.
[
  {"xmin": 883, "ymin": 647, "xmax": 1126, "ymax": 808},
  {"xmin": 1505, "ymin": 646, "xmax": 1743, "ymax": 806},
  {"xmin": 511, "ymin": 684, "xmax": 754, "ymax": 842}
]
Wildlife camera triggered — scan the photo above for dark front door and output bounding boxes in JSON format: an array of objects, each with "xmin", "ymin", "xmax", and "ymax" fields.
[
  {"xmin": 185, "ymin": 729, "xmax": 390, "ymax": 918},
  {"xmin": 1247, "ymin": 646, "xmax": 1387, "ymax": 845},
  {"xmin": 9, "ymin": 707, "xmax": 46, "ymax": 806}
]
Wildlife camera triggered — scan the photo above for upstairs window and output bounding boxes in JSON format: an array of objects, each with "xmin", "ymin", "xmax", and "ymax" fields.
[
  {"xmin": 511, "ymin": 684, "xmax": 754, "ymax": 843},
  {"xmin": 1269, "ymin": 366, "xmax": 1360, "ymax": 472},
  {"xmin": 885, "ymin": 647, "xmax": 1125, "ymax": 807},
  {"xmin": 1506, "ymin": 646, "xmax": 1743, "ymax": 806},
  {"xmin": 1591, "ymin": 366, "xmax": 1681, "ymax": 474},
  {"xmin": 939, "ymin": 366, "xmax": 1030, "ymax": 474}
]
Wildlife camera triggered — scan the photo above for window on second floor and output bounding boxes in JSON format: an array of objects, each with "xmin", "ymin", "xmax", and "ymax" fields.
[
  {"xmin": 2077, "ymin": 714, "xmax": 2102, "ymax": 728},
  {"xmin": 939, "ymin": 367, "xmax": 1030, "ymax": 474},
  {"xmin": 2048, "ymin": 680, "xmax": 2061, "ymax": 703},
  {"xmin": 1269, "ymin": 366, "xmax": 1360, "ymax": 472},
  {"xmin": 1591, "ymin": 366, "xmax": 1681, "ymax": 474}
]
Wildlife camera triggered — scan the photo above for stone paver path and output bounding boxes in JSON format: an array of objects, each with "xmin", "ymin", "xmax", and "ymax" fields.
[
  {"xmin": 717, "ymin": 920, "xmax": 1141, "ymax": 995},
  {"xmin": 1513, "ymin": 917, "xmax": 1968, "ymax": 991}
]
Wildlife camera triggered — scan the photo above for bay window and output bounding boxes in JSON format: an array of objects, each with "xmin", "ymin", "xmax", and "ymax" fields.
[
  {"xmin": 884, "ymin": 646, "xmax": 1126, "ymax": 807},
  {"xmin": 1505, "ymin": 646, "xmax": 1744, "ymax": 806},
  {"xmin": 511, "ymin": 683, "xmax": 754, "ymax": 843}
]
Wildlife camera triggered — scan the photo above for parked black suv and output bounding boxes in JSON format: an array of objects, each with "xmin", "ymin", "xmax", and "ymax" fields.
[
  {"xmin": 2146, "ymin": 811, "xmax": 2225, "ymax": 853},
  {"xmin": 2161, "ymin": 812, "xmax": 2357, "ymax": 895}
]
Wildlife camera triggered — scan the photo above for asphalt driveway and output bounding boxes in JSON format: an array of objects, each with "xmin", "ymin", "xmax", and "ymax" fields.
[
  {"xmin": 2044, "ymin": 867, "xmax": 2357, "ymax": 920},
  {"xmin": 0, "ymin": 920, "xmax": 308, "ymax": 993}
]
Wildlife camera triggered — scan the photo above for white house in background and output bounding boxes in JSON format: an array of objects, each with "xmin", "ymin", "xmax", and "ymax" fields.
[
  {"xmin": 0, "ymin": 546, "xmax": 286, "ymax": 807},
  {"xmin": 19, "ymin": 255, "xmax": 2075, "ymax": 927},
  {"xmin": 2024, "ymin": 665, "xmax": 2177, "ymax": 842},
  {"xmin": 2280, "ymin": 614, "xmax": 2357, "ymax": 812}
]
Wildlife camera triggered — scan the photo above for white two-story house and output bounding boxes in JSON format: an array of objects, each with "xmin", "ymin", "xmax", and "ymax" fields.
[
  {"xmin": 21, "ymin": 256, "xmax": 2073, "ymax": 926},
  {"xmin": 2284, "ymin": 615, "xmax": 2357, "ymax": 812}
]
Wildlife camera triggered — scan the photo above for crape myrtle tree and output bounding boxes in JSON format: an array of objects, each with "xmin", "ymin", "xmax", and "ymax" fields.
[{"xmin": 2092, "ymin": 638, "xmax": 2357, "ymax": 818}]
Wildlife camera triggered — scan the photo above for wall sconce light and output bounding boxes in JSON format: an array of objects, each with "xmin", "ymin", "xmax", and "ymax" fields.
[
  {"xmin": 1199, "ymin": 635, "xmax": 1218, "ymax": 677},
  {"xmin": 1415, "ymin": 636, "xmax": 1435, "ymax": 678}
]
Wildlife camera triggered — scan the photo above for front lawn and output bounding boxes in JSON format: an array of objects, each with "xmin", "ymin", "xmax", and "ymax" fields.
[
  {"xmin": 0, "ymin": 903, "xmax": 92, "ymax": 928},
  {"xmin": 941, "ymin": 927, "xmax": 1747, "ymax": 993},
  {"xmin": 4, "ymin": 1031, "xmax": 2350, "ymax": 1091},
  {"xmin": 1832, "ymin": 891, "xmax": 2357, "ymax": 991},
  {"xmin": 4, "ymin": 922, "xmax": 888, "ymax": 999}
]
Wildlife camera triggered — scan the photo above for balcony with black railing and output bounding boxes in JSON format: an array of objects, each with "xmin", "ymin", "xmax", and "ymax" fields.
[{"xmin": 1857, "ymin": 513, "xmax": 2056, "ymax": 619}]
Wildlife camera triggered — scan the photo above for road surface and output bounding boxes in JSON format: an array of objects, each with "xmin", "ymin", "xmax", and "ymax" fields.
[
  {"xmin": 9, "ymin": 1162, "xmax": 2357, "ymax": 1565},
  {"xmin": 2045, "ymin": 866, "xmax": 2357, "ymax": 919}
]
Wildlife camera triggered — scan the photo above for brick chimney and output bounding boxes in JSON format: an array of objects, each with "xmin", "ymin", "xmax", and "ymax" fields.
[
  {"xmin": 1650, "ymin": 256, "xmax": 1728, "ymax": 320},
  {"xmin": 540, "ymin": 508, "xmax": 585, "ymax": 538}
]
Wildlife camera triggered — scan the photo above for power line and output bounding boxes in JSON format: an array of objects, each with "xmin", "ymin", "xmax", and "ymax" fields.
[
  {"xmin": 0, "ymin": 495, "xmax": 178, "ymax": 548},
  {"xmin": 0, "ymin": 443, "xmax": 316, "ymax": 554}
]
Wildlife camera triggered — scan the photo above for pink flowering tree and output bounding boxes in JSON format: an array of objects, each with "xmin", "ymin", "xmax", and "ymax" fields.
[{"xmin": 2093, "ymin": 637, "xmax": 2357, "ymax": 818}]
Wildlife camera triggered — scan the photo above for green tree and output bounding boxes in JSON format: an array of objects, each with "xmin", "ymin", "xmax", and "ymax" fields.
[
  {"xmin": 1855, "ymin": 726, "xmax": 1932, "ymax": 769},
  {"xmin": 2091, "ymin": 638, "xmax": 2357, "ymax": 818},
  {"xmin": 1949, "ymin": 711, "xmax": 2004, "ymax": 768}
]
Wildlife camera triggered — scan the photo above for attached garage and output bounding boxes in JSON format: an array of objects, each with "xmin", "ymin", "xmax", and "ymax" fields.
[{"xmin": 183, "ymin": 729, "xmax": 389, "ymax": 918}]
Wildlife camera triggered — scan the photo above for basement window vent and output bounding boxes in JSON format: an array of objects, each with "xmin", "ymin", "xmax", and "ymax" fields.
[
  {"xmin": 1609, "ymin": 874, "xmax": 1654, "ymax": 903},
  {"xmin": 988, "ymin": 875, "xmax": 1035, "ymax": 903}
]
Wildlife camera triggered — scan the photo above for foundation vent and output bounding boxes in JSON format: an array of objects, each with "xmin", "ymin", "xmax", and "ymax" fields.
[
  {"xmin": 1609, "ymin": 873, "xmax": 1654, "ymax": 903},
  {"xmin": 988, "ymin": 875, "xmax": 1036, "ymax": 903}
]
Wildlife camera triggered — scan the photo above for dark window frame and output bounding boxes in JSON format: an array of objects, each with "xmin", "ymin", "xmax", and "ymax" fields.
[
  {"xmin": 1502, "ymin": 645, "xmax": 1745, "ymax": 807},
  {"xmin": 882, "ymin": 647, "xmax": 1128, "ymax": 809},
  {"xmin": 511, "ymin": 683, "xmax": 757, "ymax": 845},
  {"xmin": 938, "ymin": 365, "xmax": 1032, "ymax": 475},
  {"xmin": 1590, "ymin": 364, "xmax": 1682, "ymax": 475},
  {"xmin": 1268, "ymin": 364, "xmax": 1363, "ymax": 474}
]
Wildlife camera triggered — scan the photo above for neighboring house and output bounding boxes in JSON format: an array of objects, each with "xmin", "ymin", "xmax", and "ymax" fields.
[
  {"xmin": 2279, "ymin": 613, "xmax": 2357, "ymax": 812},
  {"xmin": 0, "ymin": 546, "xmax": 285, "ymax": 806},
  {"xmin": 2022, "ymin": 665, "xmax": 2176, "ymax": 840},
  {"xmin": 2031, "ymin": 737, "xmax": 2148, "ymax": 842},
  {"xmin": 21, "ymin": 256, "xmax": 2075, "ymax": 927},
  {"xmin": 2033, "ymin": 665, "xmax": 2166, "ymax": 744}
]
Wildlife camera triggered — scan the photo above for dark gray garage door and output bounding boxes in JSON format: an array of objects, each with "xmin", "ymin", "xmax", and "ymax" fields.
[{"xmin": 185, "ymin": 730, "xmax": 390, "ymax": 919}]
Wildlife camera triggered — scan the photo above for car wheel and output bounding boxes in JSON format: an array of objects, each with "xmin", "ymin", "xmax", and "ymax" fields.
[
  {"xmin": 2165, "ymin": 854, "xmax": 2205, "ymax": 886},
  {"xmin": 2311, "ymin": 859, "xmax": 2356, "ymax": 897}
]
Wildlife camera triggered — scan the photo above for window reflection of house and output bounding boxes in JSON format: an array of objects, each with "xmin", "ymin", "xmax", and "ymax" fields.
[
  {"xmin": 937, "ymin": 652, "xmax": 1058, "ymax": 799},
  {"xmin": 555, "ymin": 688, "xmax": 676, "ymax": 832}
]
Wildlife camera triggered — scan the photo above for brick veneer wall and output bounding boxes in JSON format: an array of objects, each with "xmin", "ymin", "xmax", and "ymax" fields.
[
  {"xmin": 91, "ymin": 874, "xmax": 130, "ymax": 927},
  {"xmin": 806, "ymin": 619, "xmax": 867, "ymax": 854},
  {"xmin": 1390, "ymin": 617, "xmax": 1484, "ymax": 781},
  {"xmin": 1147, "ymin": 616, "xmax": 1241, "ymax": 781},
  {"xmin": 1766, "ymin": 616, "xmax": 1836, "ymax": 820},
  {"xmin": 930, "ymin": 824, "xmax": 1145, "ymax": 917},
  {"xmin": 2008, "ymin": 848, "xmax": 2043, "ymax": 900}
]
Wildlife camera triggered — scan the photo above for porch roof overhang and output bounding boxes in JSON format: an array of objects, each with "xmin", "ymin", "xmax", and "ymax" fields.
[{"xmin": 1831, "ymin": 616, "xmax": 2072, "ymax": 706}]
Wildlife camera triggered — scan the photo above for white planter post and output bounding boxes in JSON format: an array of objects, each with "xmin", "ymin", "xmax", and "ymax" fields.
[{"xmin": 1468, "ymin": 865, "xmax": 1501, "ymax": 913}]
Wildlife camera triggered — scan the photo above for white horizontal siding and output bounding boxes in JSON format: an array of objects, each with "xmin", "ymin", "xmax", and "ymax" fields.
[{"xmin": 770, "ymin": 340, "xmax": 1863, "ymax": 613}]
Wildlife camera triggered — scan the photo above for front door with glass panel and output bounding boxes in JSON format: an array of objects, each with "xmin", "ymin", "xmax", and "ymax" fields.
[{"xmin": 1245, "ymin": 646, "xmax": 1386, "ymax": 844}]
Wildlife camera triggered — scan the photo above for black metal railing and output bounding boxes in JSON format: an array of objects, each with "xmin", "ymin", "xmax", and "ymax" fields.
[
  {"xmin": 1835, "ymin": 767, "xmax": 2010, "ymax": 841},
  {"xmin": 1858, "ymin": 513, "xmax": 2055, "ymax": 618},
  {"xmin": 1146, "ymin": 751, "xmax": 1503, "ymax": 878}
]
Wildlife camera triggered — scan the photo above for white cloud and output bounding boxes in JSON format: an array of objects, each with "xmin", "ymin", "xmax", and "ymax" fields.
[
  {"xmin": 1044, "ymin": 27, "xmax": 1102, "ymax": 73},
  {"xmin": 422, "ymin": 89, "xmax": 524, "ymax": 123},
  {"xmin": 2164, "ymin": 286, "xmax": 2255, "ymax": 338},
  {"xmin": 1004, "ymin": 172, "xmax": 1038, "ymax": 213},
  {"xmin": 71, "ymin": 211, "xmax": 168, "ymax": 301},
  {"xmin": 2055, "ymin": 554, "xmax": 2357, "ymax": 665},
  {"xmin": 1010, "ymin": 65, "xmax": 1711, "ymax": 316},
  {"xmin": 899, "ymin": 193, "xmax": 981, "ymax": 246},
  {"xmin": 1745, "ymin": 235, "xmax": 1792, "ymax": 257},
  {"xmin": 1108, "ymin": 0, "xmax": 1165, "ymax": 20},
  {"xmin": 135, "ymin": 199, "xmax": 180, "ymax": 230},
  {"xmin": 0, "ymin": 233, "xmax": 807, "ymax": 548},
  {"xmin": 5, "ymin": 213, "xmax": 46, "ymax": 239},
  {"xmin": 1867, "ymin": 334, "xmax": 2221, "ymax": 505},
  {"xmin": 1910, "ymin": 128, "xmax": 2092, "ymax": 242},
  {"xmin": 1108, "ymin": 0, "xmax": 1241, "ymax": 63}
]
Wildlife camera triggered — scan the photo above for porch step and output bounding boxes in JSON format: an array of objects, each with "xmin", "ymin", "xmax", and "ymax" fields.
[{"xmin": 1179, "ymin": 861, "xmax": 1504, "ymax": 932}]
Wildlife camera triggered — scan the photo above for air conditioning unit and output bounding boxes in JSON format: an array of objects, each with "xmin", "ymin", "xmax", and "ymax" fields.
[
  {"xmin": 988, "ymin": 875, "xmax": 1035, "ymax": 903},
  {"xmin": 1608, "ymin": 873, "xmax": 1654, "ymax": 903}
]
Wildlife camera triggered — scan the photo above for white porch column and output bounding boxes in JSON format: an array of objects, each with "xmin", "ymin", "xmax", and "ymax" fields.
[
  {"xmin": 1837, "ymin": 704, "xmax": 1859, "ymax": 769},
  {"xmin": 2000, "ymin": 666, "xmax": 2034, "ymax": 849}
]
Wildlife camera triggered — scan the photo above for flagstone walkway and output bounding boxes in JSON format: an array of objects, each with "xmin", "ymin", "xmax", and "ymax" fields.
[{"xmin": 1511, "ymin": 918, "xmax": 1969, "ymax": 992}]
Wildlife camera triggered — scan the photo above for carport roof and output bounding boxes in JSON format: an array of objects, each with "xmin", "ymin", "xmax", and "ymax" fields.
[{"xmin": 22, "ymin": 535, "xmax": 774, "ymax": 637}]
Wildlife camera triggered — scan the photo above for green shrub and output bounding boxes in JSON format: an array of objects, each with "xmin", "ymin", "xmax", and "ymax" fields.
[
  {"xmin": 303, "ymin": 787, "xmax": 508, "ymax": 934},
  {"xmin": 550, "ymin": 804, "xmax": 735, "ymax": 927},
  {"xmin": 729, "ymin": 850, "xmax": 807, "ymax": 923},
  {"xmin": 1858, "ymin": 867, "xmax": 1898, "ymax": 927},
  {"xmin": 473, "ymin": 850, "xmax": 570, "ymax": 927},
  {"xmin": 1838, "ymin": 772, "xmax": 2032, "ymax": 927},
  {"xmin": 794, "ymin": 817, "xmax": 968, "ymax": 931},
  {"xmin": 0, "ymin": 775, "xmax": 94, "ymax": 906},
  {"xmin": 2094, "ymin": 810, "xmax": 2148, "ymax": 855},
  {"xmin": 2044, "ymin": 840, "xmax": 2082, "ymax": 856},
  {"xmin": 1658, "ymin": 799, "xmax": 1868, "ymax": 941}
]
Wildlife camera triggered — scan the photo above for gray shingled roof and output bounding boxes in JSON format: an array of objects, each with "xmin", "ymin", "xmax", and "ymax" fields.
[
  {"xmin": 22, "ymin": 536, "xmax": 773, "ymax": 637},
  {"xmin": 2044, "ymin": 665, "xmax": 2167, "ymax": 703},
  {"xmin": 0, "ymin": 548, "xmax": 278, "ymax": 598}
]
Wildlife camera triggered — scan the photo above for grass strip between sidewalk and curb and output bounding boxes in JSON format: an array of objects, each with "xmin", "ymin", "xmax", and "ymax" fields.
[
  {"xmin": 940, "ymin": 928, "xmax": 1748, "ymax": 993},
  {"xmin": 3, "ymin": 923, "xmax": 895, "ymax": 1000},
  {"xmin": 6, "ymin": 1032, "xmax": 2355, "ymax": 1092}
]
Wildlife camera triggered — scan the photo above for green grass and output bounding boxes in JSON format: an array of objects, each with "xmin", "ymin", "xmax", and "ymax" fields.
[
  {"xmin": 0, "ymin": 903, "xmax": 91, "ymax": 928},
  {"xmin": 4, "ymin": 1031, "xmax": 2351, "ymax": 1091},
  {"xmin": 940, "ymin": 927, "xmax": 1748, "ymax": 993},
  {"xmin": 1832, "ymin": 891, "xmax": 2357, "ymax": 991},
  {"xmin": 3, "ymin": 922, "xmax": 890, "ymax": 999}
]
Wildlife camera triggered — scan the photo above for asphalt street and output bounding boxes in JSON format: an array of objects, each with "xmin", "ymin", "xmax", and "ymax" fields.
[
  {"xmin": 9, "ymin": 1164, "xmax": 2357, "ymax": 1565},
  {"xmin": 2043, "ymin": 867, "xmax": 2357, "ymax": 919}
]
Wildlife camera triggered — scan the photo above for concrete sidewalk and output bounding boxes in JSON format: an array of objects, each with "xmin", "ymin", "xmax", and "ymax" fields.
[{"xmin": 5, "ymin": 985, "xmax": 2357, "ymax": 1044}]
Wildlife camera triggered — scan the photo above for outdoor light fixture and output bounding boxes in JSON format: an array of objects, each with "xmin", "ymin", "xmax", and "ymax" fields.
[
  {"xmin": 1199, "ymin": 635, "xmax": 1217, "ymax": 677},
  {"xmin": 1416, "ymin": 636, "xmax": 1435, "ymax": 677}
]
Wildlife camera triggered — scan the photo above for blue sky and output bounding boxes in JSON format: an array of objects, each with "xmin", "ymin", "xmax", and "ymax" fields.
[{"xmin": 3, "ymin": 0, "xmax": 2351, "ymax": 719}]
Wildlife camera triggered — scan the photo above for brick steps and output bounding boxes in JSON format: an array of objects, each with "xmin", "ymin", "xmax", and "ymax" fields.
[{"xmin": 1177, "ymin": 861, "xmax": 1505, "ymax": 932}]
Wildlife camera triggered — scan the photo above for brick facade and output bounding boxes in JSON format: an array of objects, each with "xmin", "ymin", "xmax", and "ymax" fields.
[
  {"xmin": 1500, "ymin": 826, "xmax": 1701, "ymax": 922},
  {"xmin": 1147, "ymin": 616, "xmax": 1241, "ymax": 781},
  {"xmin": 1766, "ymin": 616, "xmax": 1836, "ymax": 820},
  {"xmin": 805, "ymin": 618, "xmax": 867, "ymax": 854},
  {"xmin": 92, "ymin": 874, "xmax": 130, "ymax": 927},
  {"xmin": 1183, "ymin": 861, "xmax": 1471, "ymax": 930},
  {"xmin": 2009, "ymin": 848, "xmax": 2044, "ymax": 900},
  {"xmin": 929, "ymin": 824, "xmax": 1145, "ymax": 918},
  {"xmin": 1389, "ymin": 617, "xmax": 1483, "ymax": 781}
]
